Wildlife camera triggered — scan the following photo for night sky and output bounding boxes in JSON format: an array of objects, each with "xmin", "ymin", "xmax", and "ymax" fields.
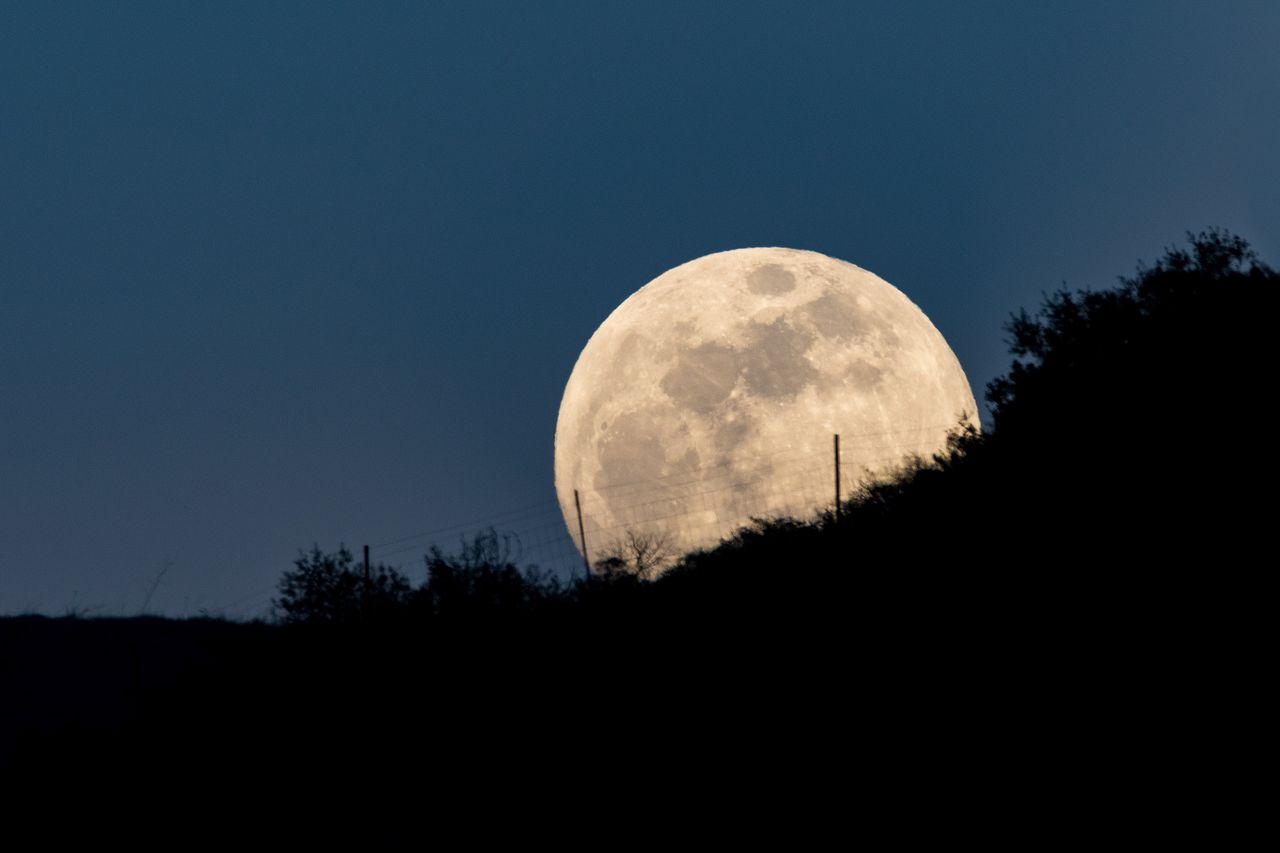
[{"xmin": 3, "ymin": 2, "xmax": 1276, "ymax": 617}]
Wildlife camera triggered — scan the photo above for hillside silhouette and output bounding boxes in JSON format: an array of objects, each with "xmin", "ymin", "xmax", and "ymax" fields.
[{"xmin": 4, "ymin": 230, "xmax": 1270, "ymax": 837}]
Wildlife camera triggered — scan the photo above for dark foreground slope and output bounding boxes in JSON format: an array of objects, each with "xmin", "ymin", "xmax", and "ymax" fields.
[
  {"xmin": 3, "ymin": 476, "xmax": 1264, "ymax": 841},
  {"xmin": 4, "ymin": 552, "xmax": 1248, "ymax": 843},
  {"xmin": 1, "ymin": 615, "xmax": 270, "ymax": 760}
]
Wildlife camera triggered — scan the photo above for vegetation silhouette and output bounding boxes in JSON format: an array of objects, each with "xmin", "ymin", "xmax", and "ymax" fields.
[
  {"xmin": 593, "ymin": 528, "xmax": 676, "ymax": 581},
  {"xmin": 6, "ymin": 230, "xmax": 1270, "ymax": 833},
  {"xmin": 979, "ymin": 228, "xmax": 1275, "ymax": 564},
  {"xmin": 273, "ymin": 544, "xmax": 412, "ymax": 624}
]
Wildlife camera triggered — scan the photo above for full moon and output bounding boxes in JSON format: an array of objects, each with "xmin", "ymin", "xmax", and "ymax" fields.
[{"xmin": 554, "ymin": 247, "xmax": 976, "ymax": 572}]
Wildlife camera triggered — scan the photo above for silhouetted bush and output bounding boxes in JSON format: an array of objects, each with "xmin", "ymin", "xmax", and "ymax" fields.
[
  {"xmin": 980, "ymin": 228, "xmax": 1276, "ymax": 561},
  {"xmin": 272, "ymin": 545, "xmax": 412, "ymax": 624},
  {"xmin": 416, "ymin": 528, "xmax": 565, "ymax": 618},
  {"xmin": 987, "ymin": 229, "xmax": 1275, "ymax": 441},
  {"xmin": 272, "ymin": 531, "xmax": 572, "ymax": 626}
]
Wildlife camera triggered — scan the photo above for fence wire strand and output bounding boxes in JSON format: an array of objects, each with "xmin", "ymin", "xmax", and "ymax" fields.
[{"xmin": 212, "ymin": 429, "xmax": 961, "ymax": 616}]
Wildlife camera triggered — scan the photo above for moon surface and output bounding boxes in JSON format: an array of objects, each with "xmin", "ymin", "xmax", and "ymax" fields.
[{"xmin": 554, "ymin": 247, "xmax": 976, "ymax": 572}]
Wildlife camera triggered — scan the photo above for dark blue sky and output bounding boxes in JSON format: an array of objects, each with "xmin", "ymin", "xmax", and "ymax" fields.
[{"xmin": 3, "ymin": 2, "xmax": 1277, "ymax": 616}]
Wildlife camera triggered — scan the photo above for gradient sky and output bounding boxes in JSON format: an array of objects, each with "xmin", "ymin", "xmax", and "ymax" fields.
[{"xmin": 3, "ymin": 1, "xmax": 1277, "ymax": 617}]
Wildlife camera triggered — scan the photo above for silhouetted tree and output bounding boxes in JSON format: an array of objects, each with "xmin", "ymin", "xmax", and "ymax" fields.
[
  {"xmin": 988, "ymin": 228, "xmax": 1276, "ymax": 442},
  {"xmin": 273, "ymin": 545, "xmax": 411, "ymax": 624},
  {"xmin": 593, "ymin": 528, "xmax": 675, "ymax": 581},
  {"xmin": 973, "ymin": 228, "xmax": 1278, "ymax": 569}
]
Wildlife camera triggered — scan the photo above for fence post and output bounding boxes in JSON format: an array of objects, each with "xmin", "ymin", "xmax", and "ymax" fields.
[
  {"xmin": 834, "ymin": 434, "xmax": 841, "ymax": 523},
  {"xmin": 574, "ymin": 489, "xmax": 591, "ymax": 577}
]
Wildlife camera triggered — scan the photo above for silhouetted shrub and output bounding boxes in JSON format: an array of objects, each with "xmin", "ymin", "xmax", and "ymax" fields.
[
  {"xmin": 592, "ymin": 529, "xmax": 675, "ymax": 580},
  {"xmin": 272, "ymin": 545, "xmax": 411, "ymax": 624},
  {"xmin": 980, "ymin": 228, "xmax": 1276, "ymax": 559}
]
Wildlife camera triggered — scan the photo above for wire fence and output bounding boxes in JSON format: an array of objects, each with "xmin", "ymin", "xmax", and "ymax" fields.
[
  {"xmin": 566, "ymin": 438, "xmax": 934, "ymax": 569},
  {"xmin": 208, "ymin": 426, "xmax": 962, "ymax": 618},
  {"xmin": 370, "ymin": 425, "xmax": 957, "ymax": 580}
]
